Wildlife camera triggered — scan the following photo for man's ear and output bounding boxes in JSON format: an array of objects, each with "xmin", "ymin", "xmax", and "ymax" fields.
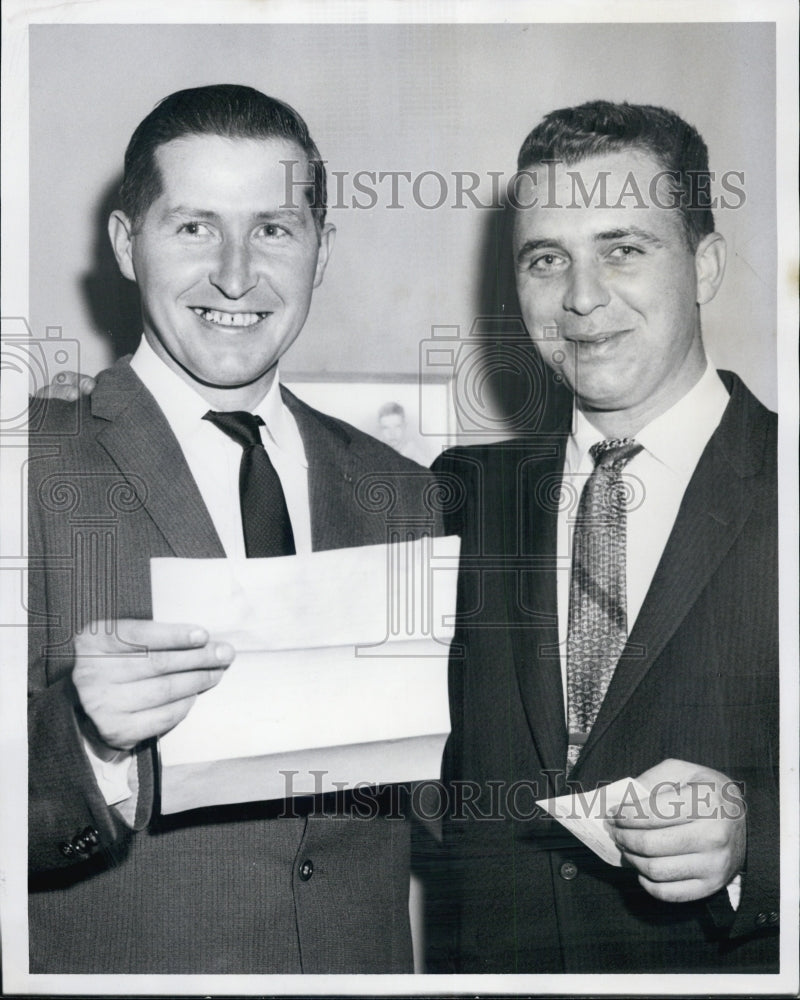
[
  {"xmin": 694, "ymin": 231, "xmax": 726, "ymax": 305},
  {"xmin": 108, "ymin": 210, "xmax": 137, "ymax": 282},
  {"xmin": 313, "ymin": 223, "xmax": 336, "ymax": 288}
]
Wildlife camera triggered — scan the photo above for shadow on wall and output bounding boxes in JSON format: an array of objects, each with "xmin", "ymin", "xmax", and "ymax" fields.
[
  {"xmin": 468, "ymin": 199, "xmax": 572, "ymax": 437},
  {"xmin": 82, "ymin": 173, "xmax": 142, "ymax": 360}
]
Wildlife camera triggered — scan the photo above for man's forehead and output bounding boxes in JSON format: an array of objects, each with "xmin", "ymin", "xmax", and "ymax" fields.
[
  {"xmin": 145, "ymin": 133, "xmax": 314, "ymax": 219},
  {"xmin": 512, "ymin": 148, "xmax": 685, "ymax": 243}
]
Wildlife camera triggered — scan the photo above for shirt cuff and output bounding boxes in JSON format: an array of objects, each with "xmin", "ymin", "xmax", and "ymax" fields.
[
  {"xmin": 727, "ymin": 872, "xmax": 742, "ymax": 910},
  {"xmin": 81, "ymin": 733, "xmax": 134, "ymax": 806}
]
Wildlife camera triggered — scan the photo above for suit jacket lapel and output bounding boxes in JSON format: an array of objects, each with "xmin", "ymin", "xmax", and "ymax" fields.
[
  {"xmin": 91, "ymin": 361, "xmax": 225, "ymax": 558},
  {"xmin": 576, "ymin": 374, "xmax": 770, "ymax": 769},
  {"xmin": 510, "ymin": 437, "xmax": 570, "ymax": 775},
  {"xmin": 281, "ymin": 387, "xmax": 365, "ymax": 552}
]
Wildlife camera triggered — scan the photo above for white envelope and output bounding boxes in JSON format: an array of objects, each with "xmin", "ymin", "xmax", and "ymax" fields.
[{"xmin": 152, "ymin": 535, "xmax": 460, "ymax": 814}]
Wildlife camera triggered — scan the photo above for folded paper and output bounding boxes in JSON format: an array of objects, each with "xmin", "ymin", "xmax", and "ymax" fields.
[
  {"xmin": 537, "ymin": 776, "xmax": 651, "ymax": 866},
  {"xmin": 152, "ymin": 535, "xmax": 459, "ymax": 814}
]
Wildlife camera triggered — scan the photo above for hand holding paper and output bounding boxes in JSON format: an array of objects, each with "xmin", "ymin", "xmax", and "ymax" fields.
[
  {"xmin": 537, "ymin": 777, "xmax": 651, "ymax": 867},
  {"xmin": 608, "ymin": 758, "xmax": 747, "ymax": 903},
  {"xmin": 73, "ymin": 618, "xmax": 235, "ymax": 753}
]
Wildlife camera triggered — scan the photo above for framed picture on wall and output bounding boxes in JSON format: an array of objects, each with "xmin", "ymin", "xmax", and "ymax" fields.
[{"xmin": 283, "ymin": 374, "xmax": 455, "ymax": 468}]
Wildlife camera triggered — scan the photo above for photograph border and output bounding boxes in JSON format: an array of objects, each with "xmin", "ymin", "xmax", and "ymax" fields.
[{"xmin": 1, "ymin": 2, "xmax": 797, "ymax": 997}]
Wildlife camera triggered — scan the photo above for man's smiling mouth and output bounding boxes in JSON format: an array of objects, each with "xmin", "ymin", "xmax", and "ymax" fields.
[
  {"xmin": 191, "ymin": 307, "xmax": 269, "ymax": 328},
  {"xmin": 567, "ymin": 328, "xmax": 633, "ymax": 348}
]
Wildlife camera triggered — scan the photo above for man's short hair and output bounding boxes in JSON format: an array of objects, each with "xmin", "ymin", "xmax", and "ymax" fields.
[
  {"xmin": 378, "ymin": 402, "xmax": 406, "ymax": 421},
  {"xmin": 517, "ymin": 100, "xmax": 714, "ymax": 251},
  {"xmin": 119, "ymin": 83, "xmax": 327, "ymax": 233}
]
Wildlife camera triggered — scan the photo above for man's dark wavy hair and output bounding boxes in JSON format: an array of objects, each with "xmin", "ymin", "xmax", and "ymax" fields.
[
  {"xmin": 517, "ymin": 100, "xmax": 714, "ymax": 251},
  {"xmin": 119, "ymin": 83, "xmax": 327, "ymax": 233}
]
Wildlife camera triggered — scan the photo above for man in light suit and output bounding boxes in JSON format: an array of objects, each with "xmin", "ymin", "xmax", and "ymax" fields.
[
  {"xmin": 28, "ymin": 84, "xmax": 437, "ymax": 973},
  {"xmin": 431, "ymin": 102, "xmax": 778, "ymax": 972}
]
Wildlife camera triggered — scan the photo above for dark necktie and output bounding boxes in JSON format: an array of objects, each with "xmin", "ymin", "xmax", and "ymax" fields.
[
  {"xmin": 566, "ymin": 437, "xmax": 643, "ymax": 773},
  {"xmin": 203, "ymin": 410, "xmax": 296, "ymax": 558}
]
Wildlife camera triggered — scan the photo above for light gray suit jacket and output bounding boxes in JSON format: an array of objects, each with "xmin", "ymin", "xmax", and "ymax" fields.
[{"xmin": 28, "ymin": 357, "xmax": 439, "ymax": 973}]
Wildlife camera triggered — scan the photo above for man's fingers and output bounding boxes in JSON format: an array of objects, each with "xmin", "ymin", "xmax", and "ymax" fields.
[
  {"xmin": 76, "ymin": 619, "xmax": 211, "ymax": 654},
  {"xmin": 35, "ymin": 370, "xmax": 80, "ymax": 399},
  {"xmin": 100, "ymin": 694, "xmax": 202, "ymax": 749},
  {"xmin": 53, "ymin": 371, "xmax": 95, "ymax": 392},
  {"xmin": 610, "ymin": 790, "xmax": 695, "ymax": 829},
  {"xmin": 117, "ymin": 665, "xmax": 227, "ymax": 711},
  {"xmin": 115, "ymin": 642, "xmax": 235, "ymax": 680},
  {"xmin": 107, "ymin": 618, "xmax": 210, "ymax": 651},
  {"xmin": 80, "ymin": 663, "xmax": 230, "ymax": 747},
  {"xmin": 616, "ymin": 817, "xmax": 733, "ymax": 859},
  {"xmin": 613, "ymin": 822, "xmax": 707, "ymax": 858},
  {"xmin": 34, "ymin": 370, "xmax": 96, "ymax": 401},
  {"xmin": 620, "ymin": 850, "xmax": 704, "ymax": 884},
  {"xmin": 37, "ymin": 382, "xmax": 80, "ymax": 401},
  {"xmin": 74, "ymin": 642, "xmax": 234, "ymax": 689},
  {"xmin": 611, "ymin": 777, "xmax": 744, "ymax": 831},
  {"xmin": 72, "ymin": 620, "xmax": 235, "ymax": 749},
  {"xmin": 634, "ymin": 875, "xmax": 710, "ymax": 904}
]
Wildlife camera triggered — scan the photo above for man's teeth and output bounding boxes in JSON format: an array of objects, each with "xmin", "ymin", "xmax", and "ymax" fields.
[{"xmin": 193, "ymin": 308, "xmax": 267, "ymax": 327}]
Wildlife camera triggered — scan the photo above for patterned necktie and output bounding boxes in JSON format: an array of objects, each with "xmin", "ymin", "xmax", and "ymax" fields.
[
  {"xmin": 203, "ymin": 410, "xmax": 296, "ymax": 558},
  {"xmin": 566, "ymin": 437, "xmax": 643, "ymax": 773}
]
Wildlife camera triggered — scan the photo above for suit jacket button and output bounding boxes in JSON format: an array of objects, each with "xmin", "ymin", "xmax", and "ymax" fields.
[
  {"xmin": 299, "ymin": 859, "xmax": 314, "ymax": 881},
  {"xmin": 767, "ymin": 911, "xmax": 779, "ymax": 925},
  {"xmin": 559, "ymin": 861, "xmax": 578, "ymax": 881},
  {"xmin": 81, "ymin": 826, "xmax": 100, "ymax": 847},
  {"xmin": 755, "ymin": 912, "xmax": 768, "ymax": 926},
  {"xmin": 59, "ymin": 841, "xmax": 75, "ymax": 858}
]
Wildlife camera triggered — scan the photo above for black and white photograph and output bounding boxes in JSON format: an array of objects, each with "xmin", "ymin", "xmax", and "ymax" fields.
[{"xmin": 0, "ymin": 1, "xmax": 797, "ymax": 995}]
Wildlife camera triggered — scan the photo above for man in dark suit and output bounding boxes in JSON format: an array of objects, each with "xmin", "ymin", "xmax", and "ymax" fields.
[
  {"xmin": 431, "ymin": 101, "xmax": 778, "ymax": 973},
  {"xmin": 28, "ymin": 84, "xmax": 437, "ymax": 973}
]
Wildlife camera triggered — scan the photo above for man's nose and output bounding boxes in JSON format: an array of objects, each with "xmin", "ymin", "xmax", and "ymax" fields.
[
  {"xmin": 209, "ymin": 241, "xmax": 258, "ymax": 299},
  {"xmin": 562, "ymin": 261, "xmax": 610, "ymax": 315}
]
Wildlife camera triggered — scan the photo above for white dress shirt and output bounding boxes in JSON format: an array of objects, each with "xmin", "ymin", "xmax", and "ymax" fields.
[
  {"xmin": 85, "ymin": 338, "xmax": 312, "ymax": 811},
  {"xmin": 556, "ymin": 362, "xmax": 730, "ymax": 679}
]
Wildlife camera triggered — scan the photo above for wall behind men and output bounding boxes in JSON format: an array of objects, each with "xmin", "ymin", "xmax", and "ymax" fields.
[{"xmin": 29, "ymin": 21, "xmax": 776, "ymax": 425}]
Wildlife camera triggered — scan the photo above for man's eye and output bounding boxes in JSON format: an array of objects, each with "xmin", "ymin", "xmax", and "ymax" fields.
[
  {"xmin": 178, "ymin": 221, "xmax": 211, "ymax": 237},
  {"xmin": 530, "ymin": 252, "xmax": 565, "ymax": 271},
  {"xmin": 256, "ymin": 223, "xmax": 288, "ymax": 239},
  {"xmin": 608, "ymin": 244, "xmax": 643, "ymax": 260}
]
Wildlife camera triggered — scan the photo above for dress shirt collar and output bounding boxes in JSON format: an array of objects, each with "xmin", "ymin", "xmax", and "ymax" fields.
[
  {"xmin": 567, "ymin": 361, "xmax": 730, "ymax": 480},
  {"xmin": 129, "ymin": 336, "xmax": 308, "ymax": 468}
]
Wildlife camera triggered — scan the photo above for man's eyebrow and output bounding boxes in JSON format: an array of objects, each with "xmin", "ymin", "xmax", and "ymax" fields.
[
  {"xmin": 163, "ymin": 207, "xmax": 307, "ymax": 223},
  {"xmin": 515, "ymin": 238, "xmax": 567, "ymax": 264},
  {"xmin": 594, "ymin": 227, "xmax": 666, "ymax": 247},
  {"xmin": 251, "ymin": 208, "xmax": 307, "ymax": 223},
  {"xmin": 164, "ymin": 207, "xmax": 219, "ymax": 221}
]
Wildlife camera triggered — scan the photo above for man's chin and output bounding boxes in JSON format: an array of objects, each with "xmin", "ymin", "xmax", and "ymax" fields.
[{"xmin": 178, "ymin": 359, "xmax": 278, "ymax": 393}]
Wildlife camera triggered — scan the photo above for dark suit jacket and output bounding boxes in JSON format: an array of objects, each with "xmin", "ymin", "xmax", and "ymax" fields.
[
  {"xmin": 28, "ymin": 358, "xmax": 439, "ymax": 973},
  {"xmin": 429, "ymin": 371, "xmax": 779, "ymax": 973}
]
